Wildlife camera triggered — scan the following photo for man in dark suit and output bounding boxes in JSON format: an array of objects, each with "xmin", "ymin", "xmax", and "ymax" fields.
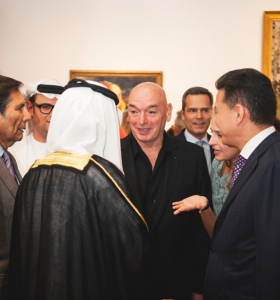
[
  {"xmin": 0, "ymin": 75, "xmax": 31, "ymax": 299},
  {"xmin": 202, "ymin": 68, "xmax": 280, "ymax": 299},
  {"xmin": 177, "ymin": 87, "xmax": 214, "ymax": 173},
  {"xmin": 121, "ymin": 82, "xmax": 211, "ymax": 300}
]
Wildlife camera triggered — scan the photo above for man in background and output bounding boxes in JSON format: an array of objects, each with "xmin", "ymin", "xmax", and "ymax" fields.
[
  {"xmin": 0, "ymin": 75, "xmax": 31, "ymax": 299},
  {"xmin": 177, "ymin": 87, "xmax": 214, "ymax": 173},
  {"xmin": 10, "ymin": 79, "xmax": 62, "ymax": 176},
  {"xmin": 121, "ymin": 82, "xmax": 211, "ymax": 299},
  {"xmin": 203, "ymin": 68, "xmax": 280, "ymax": 299}
]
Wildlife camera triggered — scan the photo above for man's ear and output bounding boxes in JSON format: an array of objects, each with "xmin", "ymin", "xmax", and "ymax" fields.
[
  {"xmin": 27, "ymin": 101, "xmax": 34, "ymax": 117},
  {"xmin": 234, "ymin": 104, "xmax": 245, "ymax": 126},
  {"xmin": 181, "ymin": 109, "xmax": 185, "ymax": 121},
  {"xmin": 166, "ymin": 103, "xmax": 173, "ymax": 122}
]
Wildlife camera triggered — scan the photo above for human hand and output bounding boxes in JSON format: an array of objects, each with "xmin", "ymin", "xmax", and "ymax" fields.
[{"xmin": 172, "ymin": 195, "xmax": 208, "ymax": 215}]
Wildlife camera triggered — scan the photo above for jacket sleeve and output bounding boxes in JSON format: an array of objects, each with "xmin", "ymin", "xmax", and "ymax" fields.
[
  {"xmin": 190, "ymin": 148, "xmax": 212, "ymax": 293},
  {"xmin": 255, "ymin": 162, "xmax": 280, "ymax": 298}
]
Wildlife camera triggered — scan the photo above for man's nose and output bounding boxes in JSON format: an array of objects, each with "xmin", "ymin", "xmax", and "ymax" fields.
[
  {"xmin": 23, "ymin": 106, "xmax": 32, "ymax": 122},
  {"xmin": 139, "ymin": 111, "xmax": 147, "ymax": 124},
  {"xmin": 196, "ymin": 110, "xmax": 202, "ymax": 118}
]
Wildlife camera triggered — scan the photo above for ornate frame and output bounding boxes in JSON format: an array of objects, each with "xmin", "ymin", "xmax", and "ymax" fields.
[
  {"xmin": 70, "ymin": 70, "xmax": 163, "ymax": 86},
  {"xmin": 262, "ymin": 11, "xmax": 280, "ymax": 117}
]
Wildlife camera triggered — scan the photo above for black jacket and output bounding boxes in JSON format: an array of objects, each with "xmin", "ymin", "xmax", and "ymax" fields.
[
  {"xmin": 176, "ymin": 129, "xmax": 215, "ymax": 162},
  {"xmin": 121, "ymin": 132, "xmax": 212, "ymax": 298},
  {"xmin": 204, "ymin": 131, "xmax": 280, "ymax": 299}
]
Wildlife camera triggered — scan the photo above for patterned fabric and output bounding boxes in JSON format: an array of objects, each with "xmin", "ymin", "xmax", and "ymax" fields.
[
  {"xmin": 2, "ymin": 150, "xmax": 16, "ymax": 181},
  {"xmin": 210, "ymin": 159, "xmax": 232, "ymax": 217},
  {"xmin": 231, "ymin": 155, "xmax": 247, "ymax": 187},
  {"xmin": 197, "ymin": 140, "xmax": 204, "ymax": 147}
]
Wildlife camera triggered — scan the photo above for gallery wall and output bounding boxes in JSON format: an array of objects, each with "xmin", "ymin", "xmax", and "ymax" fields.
[{"xmin": 0, "ymin": 0, "xmax": 279, "ymax": 125}]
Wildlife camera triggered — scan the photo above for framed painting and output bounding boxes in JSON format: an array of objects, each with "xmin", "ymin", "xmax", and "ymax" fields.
[
  {"xmin": 262, "ymin": 11, "xmax": 280, "ymax": 118},
  {"xmin": 70, "ymin": 70, "xmax": 163, "ymax": 111}
]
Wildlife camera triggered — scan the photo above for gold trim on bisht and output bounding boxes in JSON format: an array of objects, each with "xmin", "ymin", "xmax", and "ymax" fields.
[
  {"xmin": 31, "ymin": 151, "xmax": 93, "ymax": 171},
  {"xmin": 90, "ymin": 158, "xmax": 149, "ymax": 232},
  {"xmin": 31, "ymin": 152, "xmax": 149, "ymax": 232}
]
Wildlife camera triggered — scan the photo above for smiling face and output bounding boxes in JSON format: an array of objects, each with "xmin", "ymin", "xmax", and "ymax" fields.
[
  {"xmin": 209, "ymin": 116, "xmax": 240, "ymax": 162},
  {"xmin": 0, "ymin": 91, "xmax": 31, "ymax": 149},
  {"xmin": 127, "ymin": 83, "xmax": 172, "ymax": 147},
  {"xmin": 181, "ymin": 94, "xmax": 212, "ymax": 140},
  {"xmin": 28, "ymin": 94, "xmax": 58, "ymax": 142}
]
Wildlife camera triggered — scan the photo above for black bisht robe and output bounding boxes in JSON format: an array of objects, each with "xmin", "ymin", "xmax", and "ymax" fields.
[{"xmin": 8, "ymin": 152, "xmax": 149, "ymax": 300}]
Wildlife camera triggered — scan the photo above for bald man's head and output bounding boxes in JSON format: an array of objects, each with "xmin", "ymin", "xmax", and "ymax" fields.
[{"xmin": 127, "ymin": 82, "xmax": 172, "ymax": 146}]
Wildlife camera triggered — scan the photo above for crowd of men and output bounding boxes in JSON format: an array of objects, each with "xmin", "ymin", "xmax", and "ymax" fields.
[{"xmin": 0, "ymin": 68, "xmax": 279, "ymax": 300}]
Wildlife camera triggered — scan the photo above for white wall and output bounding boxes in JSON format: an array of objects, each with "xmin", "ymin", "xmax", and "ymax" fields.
[{"xmin": 0, "ymin": 0, "xmax": 279, "ymax": 126}]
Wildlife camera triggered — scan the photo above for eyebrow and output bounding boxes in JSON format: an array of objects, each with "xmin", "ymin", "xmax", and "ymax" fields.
[
  {"xmin": 128, "ymin": 104, "xmax": 158, "ymax": 109},
  {"xmin": 16, "ymin": 103, "xmax": 25, "ymax": 109}
]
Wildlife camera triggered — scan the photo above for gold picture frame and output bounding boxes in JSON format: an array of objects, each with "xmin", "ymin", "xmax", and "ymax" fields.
[
  {"xmin": 70, "ymin": 70, "xmax": 163, "ymax": 111},
  {"xmin": 262, "ymin": 11, "xmax": 280, "ymax": 117}
]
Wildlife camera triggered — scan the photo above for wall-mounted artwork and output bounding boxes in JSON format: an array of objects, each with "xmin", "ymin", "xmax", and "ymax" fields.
[
  {"xmin": 262, "ymin": 11, "xmax": 280, "ymax": 118},
  {"xmin": 70, "ymin": 70, "xmax": 163, "ymax": 112}
]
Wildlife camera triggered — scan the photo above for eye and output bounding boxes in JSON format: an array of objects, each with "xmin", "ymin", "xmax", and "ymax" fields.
[
  {"xmin": 202, "ymin": 109, "xmax": 209, "ymax": 113},
  {"xmin": 188, "ymin": 109, "xmax": 196, "ymax": 113},
  {"xmin": 41, "ymin": 104, "xmax": 52, "ymax": 110}
]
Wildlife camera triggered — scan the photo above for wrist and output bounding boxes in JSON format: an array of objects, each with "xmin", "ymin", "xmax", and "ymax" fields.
[{"xmin": 199, "ymin": 198, "xmax": 209, "ymax": 213}]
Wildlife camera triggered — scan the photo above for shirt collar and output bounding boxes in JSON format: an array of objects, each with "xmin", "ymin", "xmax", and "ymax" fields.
[
  {"xmin": 184, "ymin": 129, "xmax": 208, "ymax": 144},
  {"xmin": 0, "ymin": 145, "xmax": 4, "ymax": 158},
  {"xmin": 240, "ymin": 126, "xmax": 276, "ymax": 159}
]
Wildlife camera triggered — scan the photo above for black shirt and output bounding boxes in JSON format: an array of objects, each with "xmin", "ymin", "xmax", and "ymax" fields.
[{"xmin": 131, "ymin": 133, "xmax": 171, "ymax": 228}]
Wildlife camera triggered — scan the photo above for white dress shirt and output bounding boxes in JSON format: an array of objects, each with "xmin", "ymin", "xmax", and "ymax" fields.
[
  {"xmin": 240, "ymin": 126, "xmax": 276, "ymax": 159},
  {"xmin": 184, "ymin": 129, "xmax": 212, "ymax": 174},
  {"xmin": 9, "ymin": 127, "xmax": 47, "ymax": 177}
]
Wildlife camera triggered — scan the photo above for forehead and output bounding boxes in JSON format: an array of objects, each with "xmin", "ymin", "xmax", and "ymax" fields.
[
  {"xmin": 35, "ymin": 94, "xmax": 58, "ymax": 104},
  {"xmin": 128, "ymin": 87, "xmax": 164, "ymax": 108},
  {"xmin": 185, "ymin": 94, "xmax": 211, "ymax": 108},
  {"xmin": 8, "ymin": 91, "xmax": 25, "ymax": 107}
]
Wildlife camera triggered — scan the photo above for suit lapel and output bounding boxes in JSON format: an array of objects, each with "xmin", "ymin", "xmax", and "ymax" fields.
[
  {"xmin": 121, "ymin": 135, "xmax": 144, "ymax": 216},
  {"xmin": 219, "ymin": 131, "xmax": 280, "ymax": 217},
  {"xmin": 0, "ymin": 158, "xmax": 18, "ymax": 198},
  {"xmin": 207, "ymin": 133, "xmax": 215, "ymax": 161},
  {"xmin": 151, "ymin": 136, "xmax": 180, "ymax": 232}
]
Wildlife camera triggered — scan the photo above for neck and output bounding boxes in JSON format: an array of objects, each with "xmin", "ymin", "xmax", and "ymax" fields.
[
  {"xmin": 0, "ymin": 141, "xmax": 8, "ymax": 151},
  {"xmin": 185, "ymin": 129, "xmax": 207, "ymax": 140},
  {"xmin": 33, "ymin": 129, "xmax": 47, "ymax": 143},
  {"xmin": 235, "ymin": 123, "xmax": 271, "ymax": 151},
  {"xmin": 134, "ymin": 134, "xmax": 164, "ymax": 170}
]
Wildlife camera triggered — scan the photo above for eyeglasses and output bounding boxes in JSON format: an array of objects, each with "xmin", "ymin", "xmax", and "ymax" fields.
[{"xmin": 32, "ymin": 102, "xmax": 55, "ymax": 114}]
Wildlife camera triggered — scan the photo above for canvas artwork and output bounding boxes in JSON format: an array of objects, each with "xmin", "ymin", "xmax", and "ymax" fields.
[
  {"xmin": 70, "ymin": 70, "xmax": 163, "ymax": 112},
  {"xmin": 271, "ymin": 20, "xmax": 280, "ymax": 98},
  {"xmin": 262, "ymin": 11, "xmax": 280, "ymax": 118}
]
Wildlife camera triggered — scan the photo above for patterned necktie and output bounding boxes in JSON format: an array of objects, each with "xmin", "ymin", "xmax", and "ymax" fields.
[
  {"xmin": 197, "ymin": 140, "xmax": 204, "ymax": 147},
  {"xmin": 2, "ymin": 150, "xmax": 16, "ymax": 181},
  {"xmin": 231, "ymin": 155, "xmax": 247, "ymax": 187}
]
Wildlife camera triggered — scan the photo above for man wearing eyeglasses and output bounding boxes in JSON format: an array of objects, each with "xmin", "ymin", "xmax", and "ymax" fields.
[{"xmin": 10, "ymin": 79, "xmax": 62, "ymax": 176}]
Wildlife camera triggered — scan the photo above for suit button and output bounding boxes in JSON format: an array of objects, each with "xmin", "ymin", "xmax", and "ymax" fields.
[
  {"xmin": 153, "ymin": 199, "xmax": 156, "ymax": 203},
  {"xmin": 210, "ymin": 248, "xmax": 213, "ymax": 254}
]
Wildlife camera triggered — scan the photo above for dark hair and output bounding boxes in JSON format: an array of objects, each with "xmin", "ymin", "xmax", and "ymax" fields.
[
  {"xmin": 182, "ymin": 86, "xmax": 213, "ymax": 111},
  {"xmin": 216, "ymin": 68, "xmax": 277, "ymax": 126},
  {"xmin": 0, "ymin": 75, "xmax": 22, "ymax": 115},
  {"xmin": 29, "ymin": 94, "xmax": 37, "ymax": 103}
]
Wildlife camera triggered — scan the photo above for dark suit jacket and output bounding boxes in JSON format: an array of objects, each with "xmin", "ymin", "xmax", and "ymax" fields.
[
  {"xmin": 0, "ymin": 151, "xmax": 21, "ymax": 300},
  {"xmin": 176, "ymin": 129, "xmax": 215, "ymax": 162},
  {"xmin": 121, "ymin": 133, "xmax": 212, "ymax": 298},
  {"xmin": 204, "ymin": 131, "xmax": 280, "ymax": 300}
]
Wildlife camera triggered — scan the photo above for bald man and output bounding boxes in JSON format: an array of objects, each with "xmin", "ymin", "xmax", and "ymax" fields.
[{"xmin": 121, "ymin": 83, "xmax": 212, "ymax": 300}]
